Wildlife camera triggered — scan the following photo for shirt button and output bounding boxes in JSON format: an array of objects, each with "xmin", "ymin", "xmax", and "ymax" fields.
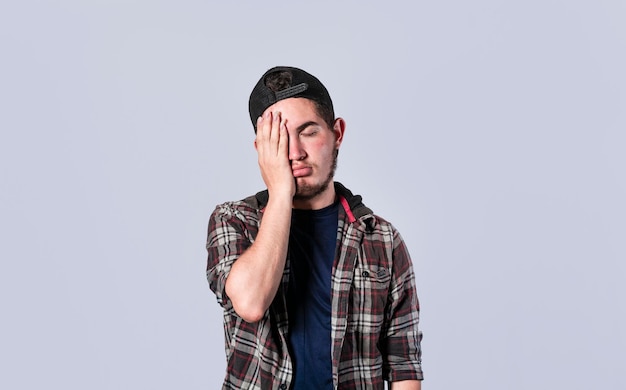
[
  {"xmin": 362, "ymin": 271, "xmax": 369, "ymax": 277},
  {"xmin": 279, "ymin": 384, "xmax": 287, "ymax": 390}
]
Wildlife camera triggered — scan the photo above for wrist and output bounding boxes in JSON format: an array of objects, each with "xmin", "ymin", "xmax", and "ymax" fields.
[{"xmin": 266, "ymin": 189, "xmax": 293, "ymax": 207}]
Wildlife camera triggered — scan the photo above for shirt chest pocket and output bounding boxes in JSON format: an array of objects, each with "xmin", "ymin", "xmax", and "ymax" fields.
[{"xmin": 347, "ymin": 266, "xmax": 391, "ymax": 333}]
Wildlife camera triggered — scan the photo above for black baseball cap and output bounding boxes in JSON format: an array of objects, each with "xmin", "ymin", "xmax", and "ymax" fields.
[{"xmin": 248, "ymin": 66, "xmax": 334, "ymax": 132}]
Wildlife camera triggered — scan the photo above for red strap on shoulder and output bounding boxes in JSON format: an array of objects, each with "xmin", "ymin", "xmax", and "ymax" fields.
[{"xmin": 339, "ymin": 196, "xmax": 356, "ymax": 223}]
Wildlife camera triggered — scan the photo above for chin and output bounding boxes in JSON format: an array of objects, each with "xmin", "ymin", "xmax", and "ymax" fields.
[{"xmin": 294, "ymin": 180, "xmax": 331, "ymax": 201}]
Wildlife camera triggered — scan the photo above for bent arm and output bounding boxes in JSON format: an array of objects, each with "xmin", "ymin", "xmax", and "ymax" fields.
[
  {"xmin": 382, "ymin": 228, "xmax": 424, "ymax": 382},
  {"xmin": 224, "ymin": 111, "xmax": 295, "ymax": 323}
]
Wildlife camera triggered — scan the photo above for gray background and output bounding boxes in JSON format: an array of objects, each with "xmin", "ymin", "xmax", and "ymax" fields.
[{"xmin": 1, "ymin": 1, "xmax": 624, "ymax": 389}]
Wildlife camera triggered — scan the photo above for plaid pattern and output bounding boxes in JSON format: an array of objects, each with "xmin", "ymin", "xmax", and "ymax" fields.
[{"xmin": 206, "ymin": 183, "xmax": 423, "ymax": 389}]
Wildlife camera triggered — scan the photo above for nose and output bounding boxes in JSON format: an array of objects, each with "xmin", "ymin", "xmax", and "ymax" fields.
[{"xmin": 288, "ymin": 136, "xmax": 306, "ymax": 161}]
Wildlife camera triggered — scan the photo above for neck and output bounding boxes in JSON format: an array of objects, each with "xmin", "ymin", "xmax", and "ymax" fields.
[{"xmin": 292, "ymin": 185, "xmax": 336, "ymax": 210}]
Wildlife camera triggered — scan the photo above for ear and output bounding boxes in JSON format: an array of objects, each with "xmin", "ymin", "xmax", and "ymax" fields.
[
  {"xmin": 253, "ymin": 138, "xmax": 258, "ymax": 151},
  {"xmin": 332, "ymin": 117, "xmax": 346, "ymax": 148}
]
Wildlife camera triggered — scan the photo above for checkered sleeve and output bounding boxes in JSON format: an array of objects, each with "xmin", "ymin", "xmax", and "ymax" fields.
[
  {"xmin": 381, "ymin": 228, "xmax": 424, "ymax": 382},
  {"xmin": 205, "ymin": 202, "xmax": 257, "ymax": 312}
]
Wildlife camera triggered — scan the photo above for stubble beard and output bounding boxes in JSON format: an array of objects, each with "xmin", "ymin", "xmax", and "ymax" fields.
[{"xmin": 293, "ymin": 149, "xmax": 339, "ymax": 201}]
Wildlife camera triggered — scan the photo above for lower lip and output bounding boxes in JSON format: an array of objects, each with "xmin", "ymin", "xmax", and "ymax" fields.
[{"xmin": 292, "ymin": 167, "xmax": 312, "ymax": 177}]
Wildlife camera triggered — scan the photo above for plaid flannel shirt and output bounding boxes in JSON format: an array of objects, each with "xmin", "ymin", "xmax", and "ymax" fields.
[{"xmin": 206, "ymin": 182, "xmax": 423, "ymax": 389}]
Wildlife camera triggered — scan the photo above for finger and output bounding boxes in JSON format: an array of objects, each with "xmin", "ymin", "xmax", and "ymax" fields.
[
  {"xmin": 260, "ymin": 111, "xmax": 272, "ymax": 140},
  {"xmin": 256, "ymin": 111, "xmax": 272, "ymax": 156},
  {"xmin": 278, "ymin": 117, "xmax": 288, "ymax": 159},
  {"xmin": 270, "ymin": 111, "xmax": 281, "ymax": 155}
]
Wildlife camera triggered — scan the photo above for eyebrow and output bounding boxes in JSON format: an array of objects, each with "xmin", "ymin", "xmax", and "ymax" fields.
[{"xmin": 295, "ymin": 121, "xmax": 321, "ymax": 132}]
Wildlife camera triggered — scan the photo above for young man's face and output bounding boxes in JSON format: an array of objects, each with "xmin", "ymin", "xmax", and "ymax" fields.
[{"xmin": 262, "ymin": 97, "xmax": 345, "ymax": 207}]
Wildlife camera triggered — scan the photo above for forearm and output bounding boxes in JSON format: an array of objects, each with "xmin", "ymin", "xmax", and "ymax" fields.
[
  {"xmin": 390, "ymin": 380, "xmax": 421, "ymax": 390},
  {"xmin": 225, "ymin": 193, "xmax": 292, "ymax": 322}
]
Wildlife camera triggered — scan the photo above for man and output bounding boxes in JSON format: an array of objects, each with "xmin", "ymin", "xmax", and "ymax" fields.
[{"xmin": 206, "ymin": 66, "xmax": 423, "ymax": 389}]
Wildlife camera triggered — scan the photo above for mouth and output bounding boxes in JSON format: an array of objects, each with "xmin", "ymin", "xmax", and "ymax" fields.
[{"xmin": 292, "ymin": 165, "xmax": 313, "ymax": 178}]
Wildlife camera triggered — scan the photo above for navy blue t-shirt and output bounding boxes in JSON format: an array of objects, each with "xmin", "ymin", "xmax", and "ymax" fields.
[{"xmin": 287, "ymin": 202, "xmax": 338, "ymax": 390}]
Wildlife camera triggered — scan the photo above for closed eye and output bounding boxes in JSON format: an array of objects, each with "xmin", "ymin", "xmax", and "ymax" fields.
[
  {"xmin": 295, "ymin": 121, "xmax": 323, "ymax": 137},
  {"xmin": 300, "ymin": 129, "xmax": 318, "ymax": 137}
]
